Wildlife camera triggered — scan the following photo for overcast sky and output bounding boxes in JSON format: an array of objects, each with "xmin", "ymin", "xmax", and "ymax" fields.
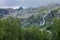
[{"xmin": 0, "ymin": 0, "xmax": 60, "ymax": 8}]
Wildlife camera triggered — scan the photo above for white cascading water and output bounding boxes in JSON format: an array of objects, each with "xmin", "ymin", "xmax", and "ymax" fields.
[
  {"xmin": 40, "ymin": 11, "xmax": 51, "ymax": 26},
  {"xmin": 40, "ymin": 15, "xmax": 46, "ymax": 26}
]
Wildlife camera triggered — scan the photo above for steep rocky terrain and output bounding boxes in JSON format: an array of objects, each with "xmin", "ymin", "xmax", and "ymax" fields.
[{"xmin": 0, "ymin": 4, "xmax": 60, "ymax": 27}]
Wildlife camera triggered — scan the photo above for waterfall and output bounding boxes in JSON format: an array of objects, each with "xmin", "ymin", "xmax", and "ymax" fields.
[
  {"xmin": 40, "ymin": 15, "xmax": 48, "ymax": 26},
  {"xmin": 40, "ymin": 11, "xmax": 51, "ymax": 26},
  {"xmin": 42, "ymin": 16, "xmax": 45, "ymax": 25}
]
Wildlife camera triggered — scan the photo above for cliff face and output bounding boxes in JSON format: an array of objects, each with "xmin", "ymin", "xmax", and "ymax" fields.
[
  {"xmin": 0, "ymin": 4, "xmax": 60, "ymax": 27},
  {"xmin": 20, "ymin": 7, "xmax": 60, "ymax": 27},
  {"xmin": 0, "ymin": 9, "xmax": 9, "ymax": 18}
]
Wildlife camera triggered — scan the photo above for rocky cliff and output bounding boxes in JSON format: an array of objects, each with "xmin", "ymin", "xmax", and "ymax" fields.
[{"xmin": 0, "ymin": 4, "xmax": 60, "ymax": 27}]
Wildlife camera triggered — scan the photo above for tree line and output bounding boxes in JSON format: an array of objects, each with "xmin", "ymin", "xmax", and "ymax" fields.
[{"xmin": 0, "ymin": 17, "xmax": 60, "ymax": 40}]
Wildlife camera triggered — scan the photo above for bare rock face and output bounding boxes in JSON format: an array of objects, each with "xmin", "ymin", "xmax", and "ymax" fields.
[
  {"xmin": 0, "ymin": 9, "xmax": 9, "ymax": 18},
  {"xmin": 18, "ymin": 7, "xmax": 23, "ymax": 11},
  {"xmin": 0, "ymin": 4, "xmax": 60, "ymax": 27}
]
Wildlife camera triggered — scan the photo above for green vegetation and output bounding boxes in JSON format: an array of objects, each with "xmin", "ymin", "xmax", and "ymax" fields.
[{"xmin": 0, "ymin": 17, "xmax": 60, "ymax": 40}]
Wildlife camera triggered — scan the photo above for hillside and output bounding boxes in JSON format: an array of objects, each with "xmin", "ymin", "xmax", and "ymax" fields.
[
  {"xmin": 0, "ymin": 4, "xmax": 60, "ymax": 40},
  {"xmin": 0, "ymin": 4, "xmax": 60, "ymax": 27}
]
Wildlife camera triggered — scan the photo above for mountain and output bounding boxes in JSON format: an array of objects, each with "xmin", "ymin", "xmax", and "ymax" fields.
[
  {"xmin": 0, "ymin": 4, "xmax": 60, "ymax": 27},
  {"xmin": 17, "ymin": 7, "xmax": 23, "ymax": 11},
  {"xmin": 0, "ymin": 9, "xmax": 8, "ymax": 18}
]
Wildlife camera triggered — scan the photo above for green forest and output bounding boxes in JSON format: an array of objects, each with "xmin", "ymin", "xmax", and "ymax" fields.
[{"xmin": 0, "ymin": 17, "xmax": 60, "ymax": 40}]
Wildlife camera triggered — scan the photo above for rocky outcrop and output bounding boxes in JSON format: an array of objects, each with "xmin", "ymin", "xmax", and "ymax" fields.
[{"xmin": 0, "ymin": 4, "xmax": 60, "ymax": 27}]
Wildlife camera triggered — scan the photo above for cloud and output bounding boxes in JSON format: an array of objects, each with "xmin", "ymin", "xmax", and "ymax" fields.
[
  {"xmin": 0, "ymin": 0, "xmax": 60, "ymax": 8},
  {"xmin": 0, "ymin": 0, "xmax": 19, "ymax": 6}
]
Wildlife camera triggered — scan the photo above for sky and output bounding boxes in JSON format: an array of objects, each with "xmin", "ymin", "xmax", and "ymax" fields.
[{"xmin": 0, "ymin": 0, "xmax": 60, "ymax": 8}]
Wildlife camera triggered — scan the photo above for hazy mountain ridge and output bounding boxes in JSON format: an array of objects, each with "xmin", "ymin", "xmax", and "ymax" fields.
[{"xmin": 0, "ymin": 4, "xmax": 60, "ymax": 27}]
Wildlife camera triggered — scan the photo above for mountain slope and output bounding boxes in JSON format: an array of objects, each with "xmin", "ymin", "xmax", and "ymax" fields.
[{"xmin": 0, "ymin": 4, "xmax": 60, "ymax": 27}]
